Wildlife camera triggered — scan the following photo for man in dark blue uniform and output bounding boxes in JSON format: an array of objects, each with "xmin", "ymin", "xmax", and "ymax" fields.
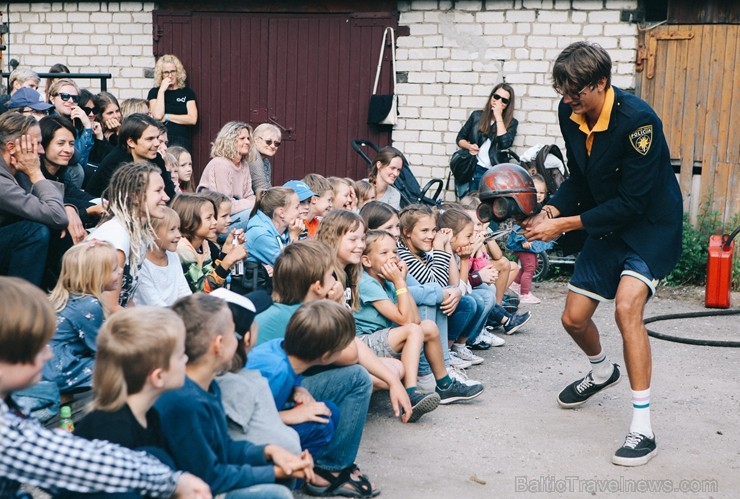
[{"xmin": 522, "ymin": 42, "xmax": 682, "ymax": 466}]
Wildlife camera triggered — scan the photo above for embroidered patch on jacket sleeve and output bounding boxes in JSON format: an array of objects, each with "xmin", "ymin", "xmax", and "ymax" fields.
[{"xmin": 629, "ymin": 125, "xmax": 653, "ymax": 155}]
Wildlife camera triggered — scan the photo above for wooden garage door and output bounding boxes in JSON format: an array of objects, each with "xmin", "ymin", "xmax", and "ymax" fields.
[
  {"xmin": 637, "ymin": 24, "xmax": 739, "ymax": 226},
  {"xmin": 153, "ymin": 10, "xmax": 396, "ymax": 184}
]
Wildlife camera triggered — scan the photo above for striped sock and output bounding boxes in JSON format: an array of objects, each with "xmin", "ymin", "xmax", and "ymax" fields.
[
  {"xmin": 587, "ymin": 350, "xmax": 613, "ymax": 383},
  {"xmin": 630, "ymin": 388, "xmax": 653, "ymax": 438}
]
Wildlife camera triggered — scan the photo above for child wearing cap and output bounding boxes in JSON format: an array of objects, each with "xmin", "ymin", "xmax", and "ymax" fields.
[
  {"xmin": 283, "ymin": 179, "xmax": 316, "ymax": 241},
  {"xmin": 212, "ymin": 288, "xmax": 303, "ymax": 455},
  {"xmin": 301, "ymin": 173, "xmax": 334, "ymax": 238}
]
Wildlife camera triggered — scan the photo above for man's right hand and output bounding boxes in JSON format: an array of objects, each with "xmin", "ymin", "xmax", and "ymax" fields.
[{"xmin": 12, "ymin": 135, "xmax": 43, "ymax": 182}]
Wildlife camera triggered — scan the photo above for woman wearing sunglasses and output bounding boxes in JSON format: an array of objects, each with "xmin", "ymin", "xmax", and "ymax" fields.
[
  {"xmin": 249, "ymin": 123, "xmax": 282, "ymax": 191},
  {"xmin": 47, "ymin": 78, "xmax": 94, "ymax": 190},
  {"xmin": 147, "ymin": 54, "xmax": 198, "ymax": 151},
  {"xmin": 455, "ymin": 82, "xmax": 518, "ymax": 198}
]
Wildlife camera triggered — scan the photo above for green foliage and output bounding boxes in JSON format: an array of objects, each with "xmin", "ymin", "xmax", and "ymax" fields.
[{"xmin": 664, "ymin": 207, "xmax": 740, "ymax": 291}]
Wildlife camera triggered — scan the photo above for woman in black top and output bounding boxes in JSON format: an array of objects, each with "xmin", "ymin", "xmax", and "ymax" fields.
[
  {"xmin": 455, "ymin": 83, "xmax": 518, "ymax": 198},
  {"xmin": 147, "ymin": 54, "xmax": 198, "ymax": 151}
]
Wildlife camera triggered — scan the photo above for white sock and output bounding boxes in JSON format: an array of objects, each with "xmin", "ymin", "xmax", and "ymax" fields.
[
  {"xmin": 587, "ymin": 350, "xmax": 613, "ymax": 383},
  {"xmin": 629, "ymin": 388, "xmax": 653, "ymax": 438}
]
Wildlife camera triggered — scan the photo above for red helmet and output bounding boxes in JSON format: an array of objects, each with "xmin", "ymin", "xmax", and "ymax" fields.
[{"xmin": 477, "ymin": 163, "xmax": 538, "ymax": 223}]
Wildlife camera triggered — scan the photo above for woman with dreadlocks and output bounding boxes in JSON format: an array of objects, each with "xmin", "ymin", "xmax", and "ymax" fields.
[{"xmin": 87, "ymin": 162, "xmax": 170, "ymax": 311}]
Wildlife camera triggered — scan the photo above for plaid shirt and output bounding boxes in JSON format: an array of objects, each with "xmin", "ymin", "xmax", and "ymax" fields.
[{"xmin": 0, "ymin": 398, "xmax": 178, "ymax": 498}]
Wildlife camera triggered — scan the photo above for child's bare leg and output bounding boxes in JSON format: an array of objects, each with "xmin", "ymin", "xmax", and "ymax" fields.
[
  {"xmin": 492, "ymin": 258, "xmax": 510, "ymax": 303},
  {"xmin": 370, "ymin": 358, "xmax": 404, "ymax": 391},
  {"xmin": 387, "ymin": 324, "xmax": 423, "ymax": 388},
  {"xmin": 419, "ymin": 320, "xmax": 448, "ymax": 380}
]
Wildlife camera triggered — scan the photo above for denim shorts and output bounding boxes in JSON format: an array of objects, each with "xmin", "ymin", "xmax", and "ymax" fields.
[
  {"xmin": 358, "ymin": 328, "xmax": 401, "ymax": 359},
  {"xmin": 569, "ymin": 236, "xmax": 658, "ymax": 301}
]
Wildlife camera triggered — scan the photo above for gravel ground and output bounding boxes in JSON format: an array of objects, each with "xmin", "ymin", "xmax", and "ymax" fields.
[{"xmin": 338, "ymin": 282, "xmax": 740, "ymax": 499}]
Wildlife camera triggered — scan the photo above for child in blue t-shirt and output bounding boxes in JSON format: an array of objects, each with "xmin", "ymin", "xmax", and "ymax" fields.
[
  {"xmin": 355, "ymin": 230, "xmax": 484, "ymax": 416},
  {"xmin": 248, "ymin": 300, "xmax": 380, "ymax": 497}
]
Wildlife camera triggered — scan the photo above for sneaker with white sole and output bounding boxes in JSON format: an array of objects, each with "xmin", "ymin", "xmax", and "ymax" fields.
[
  {"xmin": 480, "ymin": 329, "xmax": 505, "ymax": 347},
  {"xmin": 557, "ymin": 364, "xmax": 622, "ymax": 408},
  {"xmin": 416, "ymin": 373, "xmax": 436, "ymax": 394},
  {"xmin": 509, "ymin": 282, "xmax": 521, "ymax": 295},
  {"xmin": 449, "ymin": 351, "xmax": 473, "ymax": 369},
  {"xmin": 503, "ymin": 311, "xmax": 531, "ymax": 335},
  {"xmin": 436, "ymin": 379, "xmax": 484, "ymax": 404},
  {"xmin": 518, "ymin": 292, "xmax": 541, "ymax": 304},
  {"xmin": 468, "ymin": 335, "xmax": 492, "ymax": 350},
  {"xmin": 451, "ymin": 343, "xmax": 484, "ymax": 366},
  {"xmin": 612, "ymin": 432, "xmax": 657, "ymax": 466},
  {"xmin": 447, "ymin": 366, "xmax": 480, "ymax": 386}
]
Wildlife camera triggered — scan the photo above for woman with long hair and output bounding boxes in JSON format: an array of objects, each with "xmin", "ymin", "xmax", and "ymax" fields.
[
  {"xmin": 455, "ymin": 82, "xmax": 518, "ymax": 197},
  {"xmin": 197, "ymin": 121, "xmax": 257, "ymax": 233},
  {"xmin": 147, "ymin": 54, "xmax": 198, "ymax": 150}
]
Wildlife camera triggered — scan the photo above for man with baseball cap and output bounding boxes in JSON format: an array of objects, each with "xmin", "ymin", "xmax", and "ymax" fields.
[{"xmin": 7, "ymin": 88, "xmax": 53, "ymax": 120}]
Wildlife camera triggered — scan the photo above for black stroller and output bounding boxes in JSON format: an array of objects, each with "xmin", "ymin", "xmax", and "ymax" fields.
[{"xmin": 351, "ymin": 139, "xmax": 444, "ymax": 208}]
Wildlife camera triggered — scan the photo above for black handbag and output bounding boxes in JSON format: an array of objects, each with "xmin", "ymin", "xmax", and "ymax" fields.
[
  {"xmin": 449, "ymin": 149, "xmax": 478, "ymax": 184},
  {"xmin": 367, "ymin": 27, "xmax": 397, "ymax": 126},
  {"xmin": 234, "ymin": 261, "xmax": 273, "ymax": 294}
]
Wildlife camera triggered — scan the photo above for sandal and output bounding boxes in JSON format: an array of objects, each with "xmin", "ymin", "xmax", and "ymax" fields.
[{"xmin": 305, "ymin": 464, "xmax": 381, "ymax": 497}]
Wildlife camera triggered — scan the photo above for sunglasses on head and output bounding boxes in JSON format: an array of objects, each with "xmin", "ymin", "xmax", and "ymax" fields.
[
  {"xmin": 492, "ymin": 93, "xmax": 510, "ymax": 105},
  {"xmin": 56, "ymin": 93, "xmax": 80, "ymax": 103},
  {"xmin": 262, "ymin": 138, "xmax": 281, "ymax": 147}
]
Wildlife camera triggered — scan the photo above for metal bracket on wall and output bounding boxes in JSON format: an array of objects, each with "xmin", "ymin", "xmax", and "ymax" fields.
[{"xmin": 638, "ymin": 31, "xmax": 695, "ymax": 79}]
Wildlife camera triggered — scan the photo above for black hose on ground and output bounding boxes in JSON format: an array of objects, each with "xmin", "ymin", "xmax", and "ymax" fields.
[{"xmin": 645, "ymin": 309, "xmax": 740, "ymax": 347}]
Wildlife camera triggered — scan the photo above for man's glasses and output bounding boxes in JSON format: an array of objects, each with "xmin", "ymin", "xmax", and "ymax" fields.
[
  {"xmin": 492, "ymin": 93, "xmax": 510, "ymax": 105},
  {"xmin": 261, "ymin": 138, "xmax": 281, "ymax": 147},
  {"xmin": 555, "ymin": 84, "xmax": 593, "ymax": 100},
  {"xmin": 56, "ymin": 93, "xmax": 79, "ymax": 103}
]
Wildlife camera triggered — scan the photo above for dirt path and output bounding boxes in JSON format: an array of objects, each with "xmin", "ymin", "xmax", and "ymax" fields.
[{"xmin": 349, "ymin": 282, "xmax": 740, "ymax": 499}]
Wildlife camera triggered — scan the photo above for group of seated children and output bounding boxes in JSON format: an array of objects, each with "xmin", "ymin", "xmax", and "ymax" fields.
[{"xmin": 7, "ymin": 131, "xmax": 544, "ymax": 497}]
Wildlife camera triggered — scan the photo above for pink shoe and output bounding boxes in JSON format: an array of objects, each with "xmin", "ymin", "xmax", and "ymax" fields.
[
  {"xmin": 518, "ymin": 292, "xmax": 541, "ymax": 304},
  {"xmin": 509, "ymin": 282, "xmax": 521, "ymax": 295}
]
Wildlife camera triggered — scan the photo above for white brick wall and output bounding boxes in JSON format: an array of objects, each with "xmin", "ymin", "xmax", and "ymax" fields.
[
  {"xmin": 395, "ymin": 0, "xmax": 639, "ymax": 193},
  {"xmin": 1, "ymin": 0, "xmax": 640, "ymax": 194},
  {"xmin": 1, "ymin": 2, "xmax": 155, "ymax": 99}
]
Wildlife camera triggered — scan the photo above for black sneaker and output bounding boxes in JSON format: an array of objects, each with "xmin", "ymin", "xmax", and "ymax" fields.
[
  {"xmin": 557, "ymin": 364, "xmax": 621, "ymax": 408},
  {"xmin": 436, "ymin": 379, "xmax": 484, "ymax": 405},
  {"xmin": 407, "ymin": 391, "xmax": 440, "ymax": 423},
  {"xmin": 612, "ymin": 432, "xmax": 657, "ymax": 466},
  {"xmin": 502, "ymin": 293, "xmax": 520, "ymax": 313},
  {"xmin": 503, "ymin": 311, "xmax": 531, "ymax": 335}
]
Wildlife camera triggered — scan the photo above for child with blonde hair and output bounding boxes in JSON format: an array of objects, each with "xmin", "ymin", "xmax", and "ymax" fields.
[
  {"xmin": 356, "ymin": 230, "xmax": 483, "ymax": 413},
  {"xmin": 135, "ymin": 207, "xmax": 192, "ymax": 306},
  {"xmin": 157, "ymin": 293, "xmax": 310, "ymax": 497},
  {"xmin": 0, "ymin": 277, "xmax": 210, "ymax": 498},
  {"xmin": 43, "ymin": 240, "xmax": 121, "ymax": 395},
  {"xmin": 169, "ymin": 145, "xmax": 194, "ymax": 193},
  {"xmin": 328, "ymin": 176, "xmax": 353, "ymax": 211},
  {"xmin": 75, "ymin": 307, "xmax": 188, "ymax": 467},
  {"xmin": 354, "ymin": 179, "xmax": 375, "ymax": 211}
]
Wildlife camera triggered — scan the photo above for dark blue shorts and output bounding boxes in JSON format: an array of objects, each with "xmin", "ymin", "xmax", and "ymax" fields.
[{"xmin": 569, "ymin": 236, "xmax": 658, "ymax": 301}]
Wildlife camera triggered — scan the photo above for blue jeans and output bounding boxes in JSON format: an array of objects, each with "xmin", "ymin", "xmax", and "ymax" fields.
[
  {"xmin": 468, "ymin": 284, "xmax": 496, "ymax": 343},
  {"xmin": 300, "ymin": 364, "xmax": 372, "ymax": 471},
  {"xmin": 447, "ymin": 294, "xmax": 477, "ymax": 342},
  {"xmin": 0, "ymin": 220, "xmax": 51, "ymax": 287},
  {"xmin": 417, "ymin": 304, "xmax": 450, "ymax": 375},
  {"xmin": 291, "ymin": 400, "xmax": 339, "ymax": 459},
  {"xmin": 225, "ymin": 483, "xmax": 293, "ymax": 499}
]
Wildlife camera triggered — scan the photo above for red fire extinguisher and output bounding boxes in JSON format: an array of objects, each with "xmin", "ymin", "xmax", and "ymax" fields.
[{"xmin": 705, "ymin": 227, "xmax": 739, "ymax": 309}]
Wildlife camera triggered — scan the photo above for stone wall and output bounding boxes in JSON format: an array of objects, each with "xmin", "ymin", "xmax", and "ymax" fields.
[
  {"xmin": 1, "ymin": 2, "xmax": 155, "ymax": 99},
  {"xmin": 394, "ymin": 0, "xmax": 639, "ymax": 188}
]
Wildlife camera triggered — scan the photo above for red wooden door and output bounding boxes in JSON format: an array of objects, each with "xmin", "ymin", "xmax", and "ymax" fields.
[{"xmin": 153, "ymin": 9, "xmax": 396, "ymax": 184}]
